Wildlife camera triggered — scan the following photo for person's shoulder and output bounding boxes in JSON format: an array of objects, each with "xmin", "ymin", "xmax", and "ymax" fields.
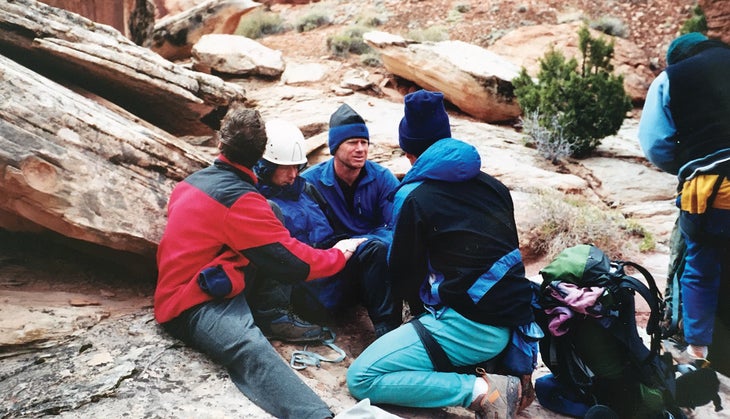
[
  {"xmin": 365, "ymin": 160, "xmax": 397, "ymax": 178},
  {"xmin": 301, "ymin": 160, "xmax": 329, "ymax": 178},
  {"xmin": 185, "ymin": 168, "xmax": 260, "ymax": 208},
  {"xmin": 365, "ymin": 159, "xmax": 388, "ymax": 170},
  {"xmin": 475, "ymin": 171, "xmax": 512, "ymax": 195}
]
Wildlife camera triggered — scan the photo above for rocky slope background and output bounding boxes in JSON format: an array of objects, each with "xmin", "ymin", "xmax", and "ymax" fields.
[{"xmin": 2, "ymin": 0, "xmax": 730, "ymax": 418}]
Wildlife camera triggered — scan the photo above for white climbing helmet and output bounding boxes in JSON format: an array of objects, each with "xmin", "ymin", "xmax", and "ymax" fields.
[{"xmin": 263, "ymin": 119, "xmax": 308, "ymax": 166}]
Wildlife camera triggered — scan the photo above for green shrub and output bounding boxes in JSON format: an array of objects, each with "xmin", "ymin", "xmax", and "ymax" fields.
[
  {"xmin": 454, "ymin": 3, "xmax": 471, "ymax": 13},
  {"xmin": 296, "ymin": 9, "xmax": 332, "ymax": 32},
  {"xmin": 512, "ymin": 26, "xmax": 631, "ymax": 158},
  {"xmin": 589, "ymin": 16, "xmax": 628, "ymax": 38},
  {"xmin": 360, "ymin": 52, "xmax": 382, "ymax": 67},
  {"xmin": 624, "ymin": 219, "xmax": 656, "ymax": 252},
  {"xmin": 354, "ymin": 8, "xmax": 388, "ymax": 27},
  {"xmin": 326, "ymin": 25, "xmax": 372, "ymax": 57},
  {"xmin": 235, "ymin": 9, "xmax": 285, "ymax": 39},
  {"xmin": 680, "ymin": 4, "xmax": 707, "ymax": 35}
]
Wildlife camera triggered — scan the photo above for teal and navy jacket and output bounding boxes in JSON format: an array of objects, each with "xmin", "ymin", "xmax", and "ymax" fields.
[
  {"xmin": 389, "ymin": 138, "xmax": 534, "ymax": 326},
  {"xmin": 301, "ymin": 159, "xmax": 399, "ymax": 243}
]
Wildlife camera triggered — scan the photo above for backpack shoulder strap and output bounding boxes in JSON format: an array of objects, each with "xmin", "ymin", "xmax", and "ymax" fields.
[
  {"xmin": 612, "ymin": 261, "xmax": 664, "ymax": 352},
  {"xmin": 304, "ymin": 182, "xmax": 328, "ymax": 212},
  {"xmin": 410, "ymin": 317, "xmax": 454, "ymax": 372},
  {"xmin": 665, "ymin": 242, "xmax": 685, "ymax": 338},
  {"xmin": 304, "ymin": 182, "xmax": 349, "ymax": 236}
]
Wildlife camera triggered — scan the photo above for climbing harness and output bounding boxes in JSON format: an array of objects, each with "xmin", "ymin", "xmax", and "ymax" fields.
[{"xmin": 290, "ymin": 327, "xmax": 346, "ymax": 370}]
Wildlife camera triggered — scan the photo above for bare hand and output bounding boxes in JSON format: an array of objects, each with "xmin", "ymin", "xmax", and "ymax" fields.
[{"xmin": 333, "ymin": 237, "xmax": 367, "ymax": 261}]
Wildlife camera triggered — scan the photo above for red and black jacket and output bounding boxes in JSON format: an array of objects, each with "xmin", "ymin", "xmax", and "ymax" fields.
[{"xmin": 154, "ymin": 155, "xmax": 346, "ymax": 323}]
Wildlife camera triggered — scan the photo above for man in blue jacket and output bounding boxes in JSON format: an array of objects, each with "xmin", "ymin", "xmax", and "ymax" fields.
[
  {"xmin": 301, "ymin": 103, "xmax": 402, "ymax": 337},
  {"xmin": 638, "ymin": 32, "xmax": 730, "ymax": 363},
  {"xmin": 255, "ymin": 119, "xmax": 401, "ymax": 337},
  {"xmin": 347, "ymin": 90, "xmax": 538, "ymax": 418},
  {"xmin": 301, "ymin": 103, "xmax": 399, "ymax": 243}
]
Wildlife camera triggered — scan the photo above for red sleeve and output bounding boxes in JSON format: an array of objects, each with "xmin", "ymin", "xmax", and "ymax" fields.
[{"xmin": 225, "ymin": 192, "xmax": 346, "ymax": 280}]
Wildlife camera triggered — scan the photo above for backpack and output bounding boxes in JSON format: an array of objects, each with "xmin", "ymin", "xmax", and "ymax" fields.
[{"xmin": 534, "ymin": 244, "xmax": 685, "ymax": 419}]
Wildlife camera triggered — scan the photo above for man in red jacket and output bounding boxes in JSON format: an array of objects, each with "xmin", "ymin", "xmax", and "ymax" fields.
[{"xmin": 155, "ymin": 106, "xmax": 364, "ymax": 419}]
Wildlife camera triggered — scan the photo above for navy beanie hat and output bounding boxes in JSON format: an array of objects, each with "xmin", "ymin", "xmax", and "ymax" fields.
[
  {"xmin": 666, "ymin": 32, "xmax": 708, "ymax": 65},
  {"xmin": 328, "ymin": 104, "xmax": 369, "ymax": 154},
  {"xmin": 398, "ymin": 90, "xmax": 451, "ymax": 156}
]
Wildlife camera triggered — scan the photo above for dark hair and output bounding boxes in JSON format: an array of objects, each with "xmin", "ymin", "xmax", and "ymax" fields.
[{"xmin": 218, "ymin": 106, "xmax": 267, "ymax": 168}]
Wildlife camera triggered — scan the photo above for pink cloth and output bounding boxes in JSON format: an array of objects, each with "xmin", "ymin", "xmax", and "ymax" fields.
[
  {"xmin": 545, "ymin": 282, "xmax": 606, "ymax": 336},
  {"xmin": 548, "ymin": 282, "xmax": 604, "ymax": 315},
  {"xmin": 546, "ymin": 306, "xmax": 573, "ymax": 336}
]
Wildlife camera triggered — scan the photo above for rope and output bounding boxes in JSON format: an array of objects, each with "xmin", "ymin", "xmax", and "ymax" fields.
[{"xmin": 290, "ymin": 327, "xmax": 347, "ymax": 370}]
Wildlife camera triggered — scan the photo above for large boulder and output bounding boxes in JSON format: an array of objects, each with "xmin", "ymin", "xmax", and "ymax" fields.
[
  {"xmin": 0, "ymin": 0, "xmax": 247, "ymax": 137},
  {"xmin": 488, "ymin": 22, "xmax": 655, "ymax": 104},
  {"xmin": 0, "ymin": 54, "xmax": 209, "ymax": 260},
  {"xmin": 39, "ymin": 0, "xmax": 155, "ymax": 43},
  {"xmin": 192, "ymin": 34, "xmax": 285, "ymax": 77},
  {"xmin": 364, "ymin": 31, "xmax": 523, "ymax": 123},
  {"xmin": 151, "ymin": 0, "xmax": 261, "ymax": 60}
]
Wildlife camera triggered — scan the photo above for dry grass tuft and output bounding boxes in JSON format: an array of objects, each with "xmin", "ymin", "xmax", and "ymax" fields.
[{"xmin": 523, "ymin": 189, "xmax": 653, "ymax": 262}]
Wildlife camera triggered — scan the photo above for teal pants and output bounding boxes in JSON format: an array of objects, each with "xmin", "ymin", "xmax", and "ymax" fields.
[{"xmin": 346, "ymin": 307, "xmax": 509, "ymax": 408}]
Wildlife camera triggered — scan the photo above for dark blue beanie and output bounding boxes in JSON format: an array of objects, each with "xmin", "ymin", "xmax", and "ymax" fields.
[
  {"xmin": 398, "ymin": 90, "xmax": 451, "ymax": 156},
  {"xmin": 666, "ymin": 32, "xmax": 708, "ymax": 65},
  {"xmin": 328, "ymin": 104, "xmax": 369, "ymax": 154}
]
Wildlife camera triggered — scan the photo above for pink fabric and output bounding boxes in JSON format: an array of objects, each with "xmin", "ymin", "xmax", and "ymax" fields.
[
  {"xmin": 546, "ymin": 306, "xmax": 573, "ymax": 336},
  {"xmin": 545, "ymin": 282, "xmax": 607, "ymax": 336},
  {"xmin": 549, "ymin": 282, "xmax": 604, "ymax": 315}
]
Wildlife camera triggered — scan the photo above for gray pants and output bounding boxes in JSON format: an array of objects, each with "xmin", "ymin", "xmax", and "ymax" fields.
[{"xmin": 163, "ymin": 292, "xmax": 332, "ymax": 419}]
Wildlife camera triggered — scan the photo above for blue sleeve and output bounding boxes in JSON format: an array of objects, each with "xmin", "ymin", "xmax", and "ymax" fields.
[
  {"xmin": 638, "ymin": 71, "xmax": 680, "ymax": 174},
  {"xmin": 379, "ymin": 169, "xmax": 400, "ymax": 229}
]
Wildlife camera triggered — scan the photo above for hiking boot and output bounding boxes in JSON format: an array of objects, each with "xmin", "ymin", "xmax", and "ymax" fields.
[
  {"xmin": 672, "ymin": 345, "xmax": 710, "ymax": 368},
  {"xmin": 258, "ymin": 309, "xmax": 324, "ymax": 343},
  {"xmin": 470, "ymin": 370, "xmax": 522, "ymax": 419}
]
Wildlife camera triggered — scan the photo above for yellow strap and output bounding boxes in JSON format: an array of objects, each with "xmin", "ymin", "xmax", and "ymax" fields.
[{"xmin": 680, "ymin": 175, "xmax": 730, "ymax": 213}]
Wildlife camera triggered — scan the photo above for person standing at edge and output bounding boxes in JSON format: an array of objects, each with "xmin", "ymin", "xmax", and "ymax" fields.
[
  {"xmin": 346, "ymin": 90, "xmax": 538, "ymax": 419},
  {"xmin": 638, "ymin": 32, "xmax": 730, "ymax": 363},
  {"xmin": 154, "ymin": 106, "xmax": 365, "ymax": 419},
  {"xmin": 301, "ymin": 103, "xmax": 402, "ymax": 336},
  {"xmin": 254, "ymin": 119, "xmax": 399, "ymax": 337}
]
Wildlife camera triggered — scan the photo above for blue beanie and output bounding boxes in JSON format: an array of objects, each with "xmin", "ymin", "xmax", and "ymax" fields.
[
  {"xmin": 328, "ymin": 104, "xmax": 369, "ymax": 154},
  {"xmin": 666, "ymin": 32, "xmax": 708, "ymax": 65},
  {"xmin": 398, "ymin": 90, "xmax": 451, "ymax": 156}
]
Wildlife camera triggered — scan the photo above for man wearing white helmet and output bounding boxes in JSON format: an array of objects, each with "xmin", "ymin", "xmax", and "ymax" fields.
[
  {"xmin": 255, "ymin": 119, "xmax": 401, "ymax": 338},
  {"xmin": 155, "ymin": 106, "xmax": 365, "ymax": 418}
]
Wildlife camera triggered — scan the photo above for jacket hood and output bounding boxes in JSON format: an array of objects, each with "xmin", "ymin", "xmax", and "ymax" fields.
[
  {"xmin": 400, "ymin": 138, "xmax": 481, "ymax": 186},
  {"xmin": 257, "ymin": 176, "xmax": 306, "ymax": 201}
]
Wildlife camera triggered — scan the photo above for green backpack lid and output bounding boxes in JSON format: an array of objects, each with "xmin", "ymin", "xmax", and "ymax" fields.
[{"xmin": 539, "ymin": 244, "xmax": 611, "ymax": 285}]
